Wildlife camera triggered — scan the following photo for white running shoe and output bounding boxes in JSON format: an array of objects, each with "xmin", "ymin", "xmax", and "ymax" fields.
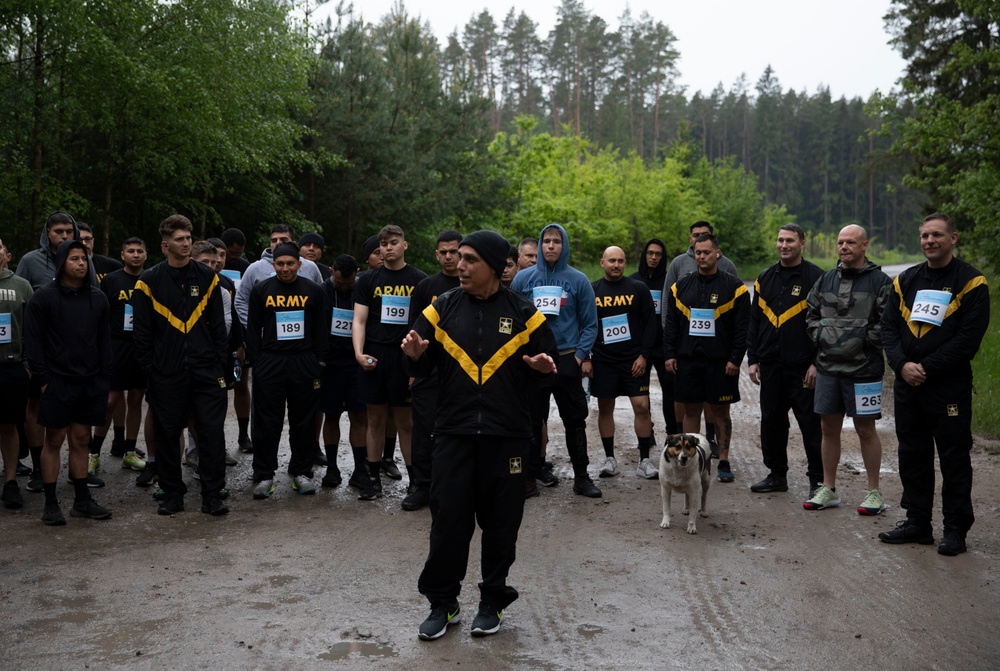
[
  {"xmin": 599, "ymin": 456, "xmax": 619, "ymax": 477},
  {"xmin": 635, "ymin": 458, "xmax": 659, "ymax": 480}
]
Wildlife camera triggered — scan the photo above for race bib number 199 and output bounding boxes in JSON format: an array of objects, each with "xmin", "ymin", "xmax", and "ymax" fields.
[
  {"xmin": 276, "ymin": 310, "xmax": 305, "ymax": 340},
  {"xmin": 381, "ymin": 295, "xmax": 410, "ymax": 324},
  {"xmin": 532, "ymin": 286, "xmax": 562, "ymax": 316},
  {"xmin": 854, "ymin": 381, "xmax": 882, "ymax": 416}
]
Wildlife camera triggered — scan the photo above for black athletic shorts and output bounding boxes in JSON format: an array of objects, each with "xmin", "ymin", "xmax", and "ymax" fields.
[
  {"xmin": 0, "ymin": 363, "xmax": 29, "ymax": 424},
  {"xmin": 37, "ymin": 377, "xmax": 109, "ymax": 428},
  {"xmin": 674, "ymin": 356, "xmax": 740, "ymax": 405},
  {"xmin": 590, "ymin": 358, "xmax": 650, "ymax": 399},
  {"xmin": 321, "ymin": 363, "xmax": 366, "ymax": 415},
  {"xmin": 358, "ymin": 341, "xmax": 412, "ymax": 407},
  {"xmin": 111, "ymin": 340, "xmax": 147, "ymax": 391}
]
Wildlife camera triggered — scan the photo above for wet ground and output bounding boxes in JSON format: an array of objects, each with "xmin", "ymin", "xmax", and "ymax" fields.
[{"xmin": 2, "ymin": 365, "xmax": 999, "ymax": 670}]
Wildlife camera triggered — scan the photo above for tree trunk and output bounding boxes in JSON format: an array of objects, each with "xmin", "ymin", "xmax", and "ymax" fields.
[{"xmin": 31, "ymin": 14, "xmax": 45, "ymax": 229}]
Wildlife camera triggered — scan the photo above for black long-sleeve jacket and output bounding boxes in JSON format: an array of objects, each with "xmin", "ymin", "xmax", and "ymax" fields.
[
  {"xmin": 131, "ymin": 260, "xmax": 228, "ymax": 382},
  {"xmin": 664, "ymin": 270, "xmax": 749, "ymax": 365},
  {"xmin": 407, "ymin": 285, "xmax": 558, "ymax": 438},
  {"xmin": 747, "ymin": 259, "xmax": 823, "ymax": 366},
  {"xmin": 881, "ymin": 257, "xmax": 989, "ymax": 382}
]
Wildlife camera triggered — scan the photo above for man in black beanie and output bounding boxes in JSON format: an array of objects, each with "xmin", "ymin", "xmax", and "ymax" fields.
[
  {"xmin": 403, "ymin": 230, "xmax": 558, "ymax": 640},
  {"xmin": 298, "ymin": 232, "xmax": 330, "ymax": 279}
]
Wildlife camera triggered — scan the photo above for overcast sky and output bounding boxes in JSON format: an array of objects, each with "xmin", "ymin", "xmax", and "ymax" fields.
[{"xmin": 314, "ymin": 0, "xmax": 905, "ymax": 100}]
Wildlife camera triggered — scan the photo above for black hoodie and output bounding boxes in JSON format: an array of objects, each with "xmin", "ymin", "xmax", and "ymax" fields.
[
  {"xmin": 24, "ymin": 240, "xmax": 112, "ymax": 386},
  {"xmin": 628, "ymin": 238, "xmax": 668, "ymax": 358}
]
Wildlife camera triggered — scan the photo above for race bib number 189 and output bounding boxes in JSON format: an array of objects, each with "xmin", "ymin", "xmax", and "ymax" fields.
[
  {"xmin": 276, "ymin": 310, "xmax": 305, "ymax": 340},
  {"xmin": 854, "ymin": 381, "xmax": 882, "ymax": 416}
]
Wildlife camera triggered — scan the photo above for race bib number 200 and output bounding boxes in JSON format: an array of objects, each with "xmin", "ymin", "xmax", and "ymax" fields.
[{"xmin": 601, "ymin": 314, "xmax": 631, "ymax": 344}]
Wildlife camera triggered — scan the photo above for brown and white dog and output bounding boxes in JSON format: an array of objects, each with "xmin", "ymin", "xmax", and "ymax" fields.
[{"xmin": 659, "ymin": 433, "xmax": 711, "ymax": 534}]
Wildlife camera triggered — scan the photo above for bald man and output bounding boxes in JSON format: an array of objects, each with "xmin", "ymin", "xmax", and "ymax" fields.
[
  {"xmin": 803, "ymin": 224, "xmax": 892, "ymax": 515},
  {"xmin": 589, "ymin": 247, "xmax": 658, "ymax": 479}
]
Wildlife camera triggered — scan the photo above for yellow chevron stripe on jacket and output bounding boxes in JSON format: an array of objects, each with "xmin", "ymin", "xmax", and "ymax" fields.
[
  {"xmin": 673, "ymin": 282, "xmax": 748, "ymax": 320},
  {"xmin": 424, "ymin": 306, "xmax": 547, "ymax": 385},
  {"xmin": 893, "ymin": 274, "xmax": 988, "ymax": 338},
  {"xmin": 134, "ymin": 274, "xmax": 219, "ymax": 334},
  {"xmin": 754, "ymin": 280, "xmax": 808, "ymax": 328}
]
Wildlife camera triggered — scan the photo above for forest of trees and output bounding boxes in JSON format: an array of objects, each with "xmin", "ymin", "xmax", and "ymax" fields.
[{"xmin": 1, "ymin": 0, "xmax": 994, "ymax": 271}]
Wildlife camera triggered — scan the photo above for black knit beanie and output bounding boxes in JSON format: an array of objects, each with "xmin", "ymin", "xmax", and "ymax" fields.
[{"xmin": 460, "ymin": 230, "xmax": 510, "ymax": 278}]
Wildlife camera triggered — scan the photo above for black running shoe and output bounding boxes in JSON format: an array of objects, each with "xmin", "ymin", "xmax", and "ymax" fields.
[
  {"xmin": 70, "ymin": 499, "xmax": 112, "ymax": 520},
  {"xmin": 418, "ymin": 602, "xmax": 461, "ymax": 641},
  {"xmin": 238, "ymin": 436, "xmax": 253, "ymax": 454},
  {"xmin": 470, "ymin": 602, "xmax": 503, "ymax": 637},
  {"xmin": 321, "ymin": 466, "xmax": 343, "ymax": 488},
  {"xmin": 42, "ymin": 502, "xmax": 66, "ymax": 526},
  {"xmin": 573, "ymin": 476, "xmax": 602, "ymax": 498},
  {"xmin": 348, "ymin": 470, "xmax": 369, "ymax": 490},
  {"xmin": 358, "ymin": 477, "xmax": 383, "ymax": 501},
  {"xmin": 380, "ymin": 458, "xmax": 403, "ymax": 480},
  {"xmin": 938, "ymin": 530, "xmax": 967, "ymax": 556},
  {"xmin": 201, "ymin": 497, "xmax": 229, "ymax": 516},
  {"xmin": 69, "ymin": 474, "xmax": 106, "ymax": 488},
  {"xmin": 15, "ymin": 461, "xmax": 32, "ymax": 476},
  {"xmin": 878, "ymin": 520, "xmax": 934, "ymax": 545},
  {"xmin": 401, "ymin": 487, "xmax": 430, "ymax": 511},
  {"xmin": 26, "ymin": 474, "xmax": 43, "ymax": 493},
  {"xmin": 537, "ymin": 469, "xmax": 559, "ymax": 487},
  {"xmin": 158, "ymin": 496, "xmax": 184, "ymax": 515},
  {"xmin": 2, "ymin": 480, "xmax": 24, "ymax": 509},
  {"xmin": 750, "ymin": 475, "xmax": 788, "ymax": 493},
  {"xmin": 135, "ymin": 462, "xmax": 157, "ymax": 488}
]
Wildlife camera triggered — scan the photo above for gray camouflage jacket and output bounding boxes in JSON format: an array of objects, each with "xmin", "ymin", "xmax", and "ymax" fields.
[{"xmin": 805, "ymin": 259, "xmax": 891, "ymax": 378}]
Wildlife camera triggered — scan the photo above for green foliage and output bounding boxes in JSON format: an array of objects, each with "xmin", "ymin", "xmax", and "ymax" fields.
[
  {"xmin": 971, "ymin": 277, "xmax": 999, "ymax": 439},
  {"xmin": 882, "ymin": 0, "xmax": 1000, "ymax": 273}
]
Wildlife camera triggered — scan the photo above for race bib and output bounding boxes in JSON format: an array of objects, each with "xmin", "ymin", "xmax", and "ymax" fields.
[
  {"xmin": 532, "ymin": 286, "xmax": 562, "ymax": 316},
  {"xmin": 0, "ymin": 313, "xmax": 10, "ymax": 344},
  {"xmin": 909, "ymin": 289, "xmax": 950, "ymax": 326},
  {"xmin": 331, "ymin": 308, "xmax": 353, "ymax": 337},
  {"xmin": 688, "ymin": 308, "xmax": 715, "ymax": 337},
  {"xmin": 602, "ymin": 314, "xmax": 631, "ymax": 344},
  {"xmin": 221, "ymin": 269, "xmax": 241, "ymax": 291},
  {"xmin": 124, "ymin": 304, "xmax": 134, "ymax": 332},
  {"xmin": 381, "ymin": 295, "xmax": 409, "ymax": 324},
  {"xmin": 276, "ymin": 310, "xmax": 305, "ymax": 340},
  {"xmin": 651, "ymin": 290, "xmax": 662, "ymax": 316},
  {"xmin": 854, "ymin": 381, "xmax": 882, "ymax": 416}
]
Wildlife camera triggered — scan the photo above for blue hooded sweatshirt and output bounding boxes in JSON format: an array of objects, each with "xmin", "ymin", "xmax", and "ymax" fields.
[{"xmin": 510, "ymin": 224, "xmax": 597, "ymax": 360}]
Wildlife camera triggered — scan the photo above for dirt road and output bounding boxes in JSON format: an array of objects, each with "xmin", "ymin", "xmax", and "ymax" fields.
[{"xmin": 2, "ymin": 370, "xmax": 998, "ymax": 670}]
